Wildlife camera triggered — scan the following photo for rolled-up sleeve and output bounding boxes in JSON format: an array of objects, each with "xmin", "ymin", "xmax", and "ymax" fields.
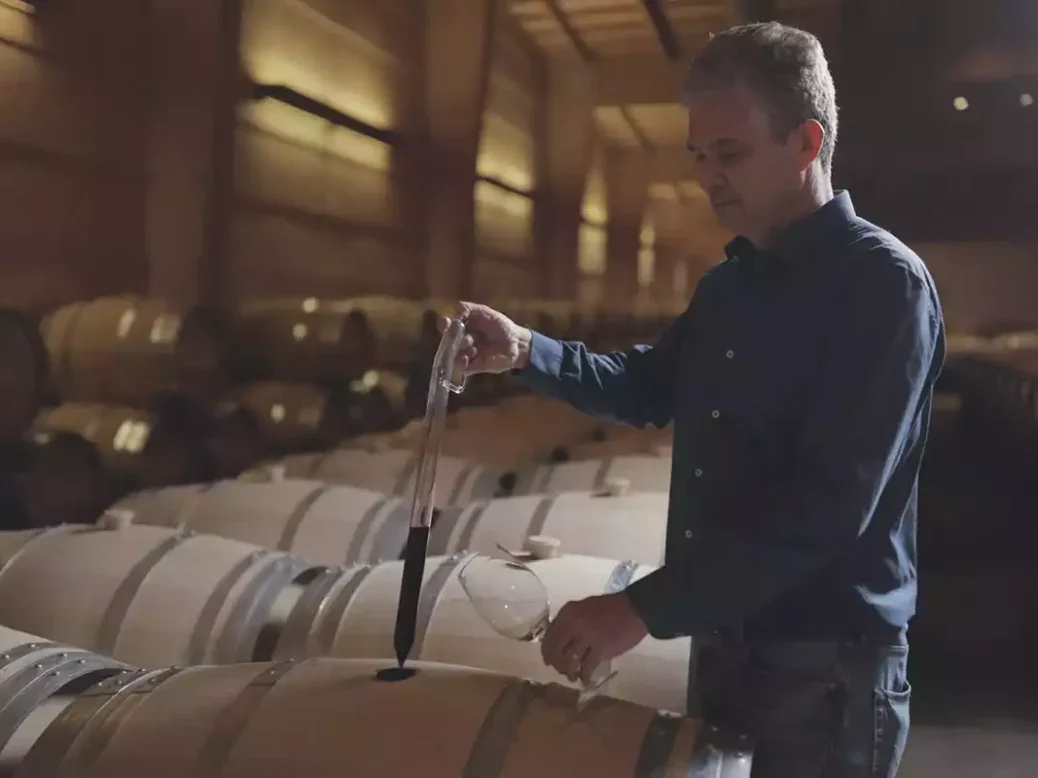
[
  {"xmin": 625, "ymin": 254, "xmax": 941, "ymax": 638},
  {"xmin": 514, "ymin": 311, "xmax": 688, "ymax": 430}
]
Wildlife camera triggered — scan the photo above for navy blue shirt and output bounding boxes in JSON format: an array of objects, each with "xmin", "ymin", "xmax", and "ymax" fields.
[{"xmin": 517, "ymin": 192, "xmax": 945, "ymax": 643}]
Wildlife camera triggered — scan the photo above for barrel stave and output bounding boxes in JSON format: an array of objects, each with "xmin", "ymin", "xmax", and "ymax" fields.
[{"xmin": 19, "ymin": 659, "xmax": 704, "ymax": 778}]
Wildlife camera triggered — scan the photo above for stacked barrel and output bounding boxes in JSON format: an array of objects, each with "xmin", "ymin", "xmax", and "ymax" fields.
[
  {"xmin": 0, "ymin": 293, "xmax": 748, "ymax": 776},
  {"xmin": 915, "ymin": 330, "xmax": 1038, "ymax": 666},
  {"xmin": 24, "ymin": 296, "xmax": 244, "ymax": 526},
  {"xmin": 0, "ymin": 393, "xmax": 759, "ymax": 775},
  {"xmin": 946, "ymin": 331, "xmax": 1038, "ymax": 474}
]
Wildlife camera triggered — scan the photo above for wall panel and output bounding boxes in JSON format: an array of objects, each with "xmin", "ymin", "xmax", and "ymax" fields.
[
  {"xmin": 232, "ymin": 0, "xmax": 421, "ymax": 302},
  {"xmin": 472, "ymin": 14, "xmax": 542, "ymax": 295},
  {"xmin": 0, "ymin": 3, "xmax": 150, "ymax": 314}
]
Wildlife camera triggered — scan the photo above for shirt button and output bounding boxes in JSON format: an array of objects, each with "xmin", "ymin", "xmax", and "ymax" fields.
[
  {"xmin": 725, "ymin": 349, "xmax": 735, "ymax": 359},
  {"xmin": 711, "ymin": 410, "xmax": 720, "ymax": 419},
  {"xmin": 684, "ymin": 530, "xmax": 693, "ymax": 539},
  {"xmin": 694, "ymin": 468, "xmax": 703, "ymax": 477}
]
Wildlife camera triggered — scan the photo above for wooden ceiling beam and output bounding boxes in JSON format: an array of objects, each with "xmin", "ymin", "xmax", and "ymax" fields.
[{"xmin": 594, "ymin": 53, "xmax": 687, "ymax": 105}]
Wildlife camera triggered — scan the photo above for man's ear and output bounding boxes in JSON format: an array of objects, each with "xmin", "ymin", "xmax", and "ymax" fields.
[{"xmin": 792, "ymin": 119, "xmax": 824, "ymax": 170}]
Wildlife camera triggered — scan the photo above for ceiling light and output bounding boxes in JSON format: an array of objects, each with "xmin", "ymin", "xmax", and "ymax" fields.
[
  {"xmin": 1021, "ymin": 93, "xmax": 1034, "ymax": 107},
  {"xmin": 953, "ymin": 97, "xmax": 969, "ymax": 111}
]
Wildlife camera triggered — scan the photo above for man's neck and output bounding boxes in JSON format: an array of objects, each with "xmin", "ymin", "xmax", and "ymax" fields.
[{"xmin": 753, "ymin": 173, "xmax": 835, "ymax": 250}]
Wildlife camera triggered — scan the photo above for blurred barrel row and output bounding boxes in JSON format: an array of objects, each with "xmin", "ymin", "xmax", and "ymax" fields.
[
  {"xmin": 945, "ymin": 331, "xmax": 1038, "ymax": 473},
  {"xmin": 0, "ymin": 295, "xmax": 676, "ymax": 531},
  {"xmin": 0, "ymin": 399, "xmax": 719, "ymax": 777}
]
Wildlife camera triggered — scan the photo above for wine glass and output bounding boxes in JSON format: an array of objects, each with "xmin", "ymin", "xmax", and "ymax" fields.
[{"xmin": 457, "ymin": 554, "xmax": 618, "ymax": 709}]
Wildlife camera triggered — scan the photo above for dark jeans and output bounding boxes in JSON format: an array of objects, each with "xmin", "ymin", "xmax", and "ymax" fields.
[{"xmin": 690, "ymin": 637, "xmax": 912, "ymax": 778}]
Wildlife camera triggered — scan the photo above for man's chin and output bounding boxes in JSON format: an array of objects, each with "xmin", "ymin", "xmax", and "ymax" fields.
[{"xmin": 711, "ymin": 204, "xmax": 741, "ymax": 231}]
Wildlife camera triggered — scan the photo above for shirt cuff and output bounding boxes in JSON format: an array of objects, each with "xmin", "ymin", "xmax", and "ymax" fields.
[
  {"xmin": 511, "ymin": 330, "xmax": 565, "ymax": 390},
  {"xmin": 623, "ymin": 567, "xmax": 682, "ymax": 640}
]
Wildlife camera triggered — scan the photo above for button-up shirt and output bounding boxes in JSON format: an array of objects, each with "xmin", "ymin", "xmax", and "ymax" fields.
[{"xmin": 516, "ymin": 192, "xmax": 945, "ymax": 642}]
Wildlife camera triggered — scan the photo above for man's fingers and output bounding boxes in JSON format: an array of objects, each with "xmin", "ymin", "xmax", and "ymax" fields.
[
  {"xmin": 540, "ymin": 607, "xmax": 576, "ymax": 667},
  {"xmin": 561, "ymin": 636, "xmax": 593, "ymax": 684},
  {"xmin": 579, "ymin": 646, "xmax": 605, "ymax": 686}
]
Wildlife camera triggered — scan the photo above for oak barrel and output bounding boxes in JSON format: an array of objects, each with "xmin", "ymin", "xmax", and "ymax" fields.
[
  {"xmin": 514, "ymin": 455, "xmax": 672, "ymax": 496},
  {"xmin": 0, "ymin": 309, "xmax": 49, "ymax": 442},
  {"xmin": 112, "ymin": 479, "xmax": 413, "ymax": 566},
  {"xmin": 40, "ymin": 296, "xmax": 224, "ymax": 407},
  {"xmin": 261, "ymin": 449, "xmax": 510, "ymax": 508},
  {"xmin": 431, "ymin": 491, "xmax": 668, "ymax": 565},
  {"xmin": 562, "ymin": 424, "xmax": 674, "ymax": 461},
  {"xmin": 198, "ymin": 399, "xmax": 266, "ymax": 480},
  {"xmin": 0, "ymin": 625, "xmax": 129, "ymax": 774},
  {"xmin": 342, "ymin": 395, "xmax": 606, "ymax": 467},
  {"xmin": 275, "ymin": 553, "xmax": 691, "ymax": 711},
  {"xmin": 34, "ymin": 403, "xmax": 204, "ymax": 494},
  {"xmin": 335, "ymin": 295, "xmax": 457, "ymax": 369},
  {"xmin": 329, "ymin": 369, "xmax": 416, "ymax": 432},
  {"xmin": 17, "ymin": 658, "xmax": 721, "ymax": 778},
  {"xmin": 0, "ymin": 431, "xmax": 107, "ymax": 529},
  {"xmin": 0, "ymin": 524, "xmax": 310, "ymax": 669},
  {"xmin": 230, "ymin": 298, "xmax": 376, "ymax": 383},
  {"xmin": 233, "ymin": 382, "xmax": 348, "ymax": 453}
]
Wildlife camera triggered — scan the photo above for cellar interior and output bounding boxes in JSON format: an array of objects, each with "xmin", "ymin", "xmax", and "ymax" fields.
[{"xmin": 0, "ymin": 0, "xmax": 1035, "ymax": 775}]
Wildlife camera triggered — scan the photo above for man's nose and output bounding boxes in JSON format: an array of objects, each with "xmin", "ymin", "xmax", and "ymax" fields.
[{"xmin": 696, "ymin": 163, "xmax": 725, "ymax": 192}]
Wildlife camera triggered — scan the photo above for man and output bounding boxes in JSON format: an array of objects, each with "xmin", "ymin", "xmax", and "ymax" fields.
[{"xmin": 451, "ymin": 22, "xmax": 944, "ymax": 778}]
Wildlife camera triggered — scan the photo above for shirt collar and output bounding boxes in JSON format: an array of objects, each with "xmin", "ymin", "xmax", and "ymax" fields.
[{"xmin": 725, "ymin": 191, "xmax": 857, "ymax": 269}]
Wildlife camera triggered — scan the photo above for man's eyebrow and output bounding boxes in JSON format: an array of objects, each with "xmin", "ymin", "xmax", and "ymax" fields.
[{"xmin": 686, "ymin": 138, "xmax": 740, "ymax": 154}]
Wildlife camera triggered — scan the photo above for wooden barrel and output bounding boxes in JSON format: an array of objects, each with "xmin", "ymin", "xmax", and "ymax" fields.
[
  {"xmin": 34, "ymin": 403, "xmax": 204, "ymax": 494},
  {"xmin": 561, "ymin": 436, "xmax": 672, "ymax": 462},
  {"xmin": 0, "ymin": 430, "xmax": 107, "ymax": 529},
  {"xmin": 0, "ymin": 309, "xmax": 49, "ymax": 442},
  {"xmin": 112, "ymin": 479, "xmax": 415, "ymax": 566},
  {"xmin": 199, "ymin": 399, "xmax": 267, "ymax": 480},
  {"xmin": 431, "ymin": 491, "xmax": 668, "ymax": 565},
  {"xmin": 233, "ymin": 382, "xmax": 349, "ymax": 453},
  {"xmin": 263, "ymin": 449, "xmax": 511, "ymax": 508},
  {"xmin": 0, "ymin": 625, "xmax": 130, "ymax": 774},
  {"xmin": 230, "ymin": 298, "xmax": 377, "ymax": 384},
  {"xmin": 17, "ymin": 659, "xmax": 718, "ymax": 778},
  {"xmin": 40, "ymin": 296, "xmax": 224, "ymax": 407},
  {"xmin": 343, "ymin": 395, "xmax": 606, "ymax": 467},
  {"xmin": 275, "ymin": 553, "xmax": 691, "ymax": 711},
  {"xmin": 335, "ymin": 295, "xmax": 457, "ymax": 369},
  {"xmin": 114, "ymin": 481, "xmax": 668, "ymax": 567},
  {"xmin": 559, "ymin": 439, "xmax": 671, "ymax": 461},
  {"xmin": 514, "ymin": 455, "xmax": 672, "ymax": 495},
  {"xmin": 0, "ymin": 524, "xmax": 311, "ymax": 669},
  {"xmin": 330, "ymin": 369, "xmax": 416, "ymax": 433}
]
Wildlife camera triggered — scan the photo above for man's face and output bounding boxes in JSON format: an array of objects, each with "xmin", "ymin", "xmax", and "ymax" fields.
[{"xmin": 686, "ymin": 84, "xmax": 817, "ymax": 242}]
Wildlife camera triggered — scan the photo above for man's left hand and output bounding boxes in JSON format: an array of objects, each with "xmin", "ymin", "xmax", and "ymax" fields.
[{"xmin": 540, "ymin": 593, "xmax": 649, "ymax": 685}]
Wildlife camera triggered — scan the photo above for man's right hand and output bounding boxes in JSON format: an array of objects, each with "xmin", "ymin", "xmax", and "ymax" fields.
[{"xmin": 439, "ymin": 302, "xmax": 532, "ymax": 376}]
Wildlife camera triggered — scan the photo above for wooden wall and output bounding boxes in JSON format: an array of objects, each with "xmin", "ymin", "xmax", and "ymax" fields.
[
  {"xmin": 0, "ymin": 2, "xmax": 151, "ymax": 314},
  {"xmin": 472, "ymin": 11, "xmax": 543, "ymax": 300},
  {"xmin": 233, "ymin": 0, "xmax": 423, "ymax": 302},
  {"xmin": 576, "ymin": 141, "xmax": 608, "ymax": 308},
  {"xmin": 2, "ymin": 1, "xmax": 1034, "ymax": 326}
]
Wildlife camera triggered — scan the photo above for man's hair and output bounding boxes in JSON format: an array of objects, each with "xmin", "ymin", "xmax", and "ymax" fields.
[{"xmin": 684, "ymin": 22, "xmax": 838, "ymax": 171}]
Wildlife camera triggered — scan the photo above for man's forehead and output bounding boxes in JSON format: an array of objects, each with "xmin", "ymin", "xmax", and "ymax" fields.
[{"xmin": 685, "ymin": 86, "xmax": 770, "ymax": 139}]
